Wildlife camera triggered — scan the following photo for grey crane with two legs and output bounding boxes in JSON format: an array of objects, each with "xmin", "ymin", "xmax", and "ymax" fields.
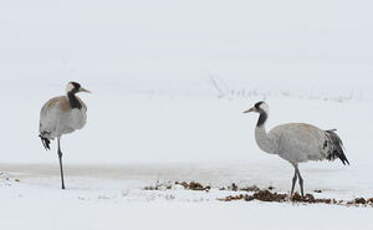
[
  {"xmin": 39, "ymin": 82, "xmax": 91, "ymax": 190},
  {"xmin": 244, "ymin": 101, "xmax": 349, "ymax": 196}
]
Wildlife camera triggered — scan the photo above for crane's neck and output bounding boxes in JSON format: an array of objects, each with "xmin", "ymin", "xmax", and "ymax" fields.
[
  {"xmin": 67, "ymin": 92, "xmax": 82, "ymax": 110},
  {"xmin": 255, "ymin": 112, "xmax": 276, "ymax": 154}
]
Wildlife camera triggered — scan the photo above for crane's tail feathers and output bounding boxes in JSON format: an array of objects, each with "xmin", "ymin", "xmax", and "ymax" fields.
[
  {"xmin": 39, "ymin": 134, "xmax": 51, "ymax": 151},
  {"xmin": 325, "ymin": 129, "xmax": 350, "ymax": 165}
]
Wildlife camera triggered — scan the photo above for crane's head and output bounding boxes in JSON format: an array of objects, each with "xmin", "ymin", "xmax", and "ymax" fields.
[
  {"xmin": 66, "ymin": 82, "xmax": 92, "ymax": 94},
  {"xmin": 243, "ymin": 101, "xmax": 269, "ymax": 114}
]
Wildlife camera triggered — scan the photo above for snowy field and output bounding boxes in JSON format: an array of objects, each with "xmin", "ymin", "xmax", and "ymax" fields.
[
  {"xmin": 2, "ymin": 93, "xmax": 373, "ymax": 229},
  {"xmin": 1, "ymin": 0, "xmax": 373, "ymax": 229}
]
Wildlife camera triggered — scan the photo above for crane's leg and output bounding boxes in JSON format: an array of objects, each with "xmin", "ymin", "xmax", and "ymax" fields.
[
  {"xmin": 57, "ymin": 136, "xmax": 66, "ymax": 190},
  {"xmin": 291, "ymin": 168, "xmax": 298, "ymax": 196},
  {"xmin": 295, "ymin": 166, "xmax": 304, "ymax": 197}
]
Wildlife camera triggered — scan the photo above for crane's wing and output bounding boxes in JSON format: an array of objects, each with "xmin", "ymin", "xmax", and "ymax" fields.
[
  {"xmin": 269, "ymin": 123, "xmax": 348, "ymax": 164},
  {"xmin": 39, "ymin": 96, "xmax": 69, "ymax": 140}
]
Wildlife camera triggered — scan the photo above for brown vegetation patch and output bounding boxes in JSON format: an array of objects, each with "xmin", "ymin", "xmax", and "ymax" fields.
[
  {"xmin": 219, "ymin": 183, "xmax": 261, "ymax": 192},
  {"xmin": 291, "ymin": 193, "xmax": 342, "ymax": 204},
  {"xmin": 254, "ymin": 190, "xmax": 287, "ymax": 202},
  {"xmin": 144, "ymin": 183, "xmax": 172, "ymax": 191},
  {"xmin": 143, "ymin": 181, "xmax": 373, "ymax": 207},
  {"xmin": 219, "ymin": 190, "xmax": 373, "ymax": 207},
  {"xmin": 218, "ymin": 190, "xmax": 286, "ymax": 203},
  {"xmin": 144, "ymin": 181, "xmax": 211, "ymax": 192},
  {"xmin": 175, "ymin": 181, "xmax": 211, "ymax": 191}
]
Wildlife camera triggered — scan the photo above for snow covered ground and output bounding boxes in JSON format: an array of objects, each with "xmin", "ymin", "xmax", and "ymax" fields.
[
  {"xmin": 1, "ymin": 0, "xmax": 373, "ymax": 229},
  {"xmin": 1, "ymin": 95, "xmax": 373, "ymax": 229},
  {"xmin": 1, "ymin": 162, "xmax": 373, "ymax": 230}
]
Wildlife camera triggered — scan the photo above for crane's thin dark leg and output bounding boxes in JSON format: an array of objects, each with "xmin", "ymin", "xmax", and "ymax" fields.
[
  {"xmin": 295, "ymin": 166, "xmax": 304, "ymax": 197},
  {"xmin": 291, "ymin": 168, "xmax": 298, "ymax": 196},
  {"xmin": 57, "ymin": 137, "xmax": 66, "ymax": 190}
]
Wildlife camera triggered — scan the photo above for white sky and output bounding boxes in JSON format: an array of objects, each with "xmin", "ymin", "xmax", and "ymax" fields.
[{"xmin": 0, "ymin": 0, "xmax": 372, "ymax": 91}]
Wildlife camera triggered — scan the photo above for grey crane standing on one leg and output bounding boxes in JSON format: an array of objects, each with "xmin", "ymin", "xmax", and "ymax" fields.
[
  {"xmin": 39, "ymin": 82, "xmax": 91, "ymax": 190},
  {"xmin": 243, "ymin": 101, "xmax": 349, "ymax": 196}
]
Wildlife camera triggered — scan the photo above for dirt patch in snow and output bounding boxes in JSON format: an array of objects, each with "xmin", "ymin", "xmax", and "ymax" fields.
[
  {"xmin": 219, "ymin": 183, "xmax": 262, "ymax": 192},
  {"xmin": 218, "ymin": 190, "xmax": 287, "ymax": 202},
  {"xmin": 219, "ymin": 190, "xmax": 373, "ymax": 207},
  {"xmin": 175, "ymin": 181, "xmax": 211, "ymax": 191},
  {"xmin": 143, "ymin": 181, "xmax": 373, "ymax": 207},
  {"xmin": 144, "ymin": 181, "xmax": 211, "ymax": 192},
  {"xmin": 144, "ymin": 181, "xmax": 271, "ymax": 192}
]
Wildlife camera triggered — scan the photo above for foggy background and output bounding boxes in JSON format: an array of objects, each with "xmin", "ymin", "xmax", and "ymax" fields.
[
  {"xmin": 0, "ymin": 0, "xmax": 372, "ymax": 94},
  {"xmin": 0, "ymin": 0, "xmax": 372, "ymax": 163}
]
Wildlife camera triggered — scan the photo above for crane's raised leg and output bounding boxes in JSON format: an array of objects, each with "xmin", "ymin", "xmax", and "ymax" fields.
[
  {"xmin": 57, "ymin": 137, "xmax": 66, "ymax": 190},
  {"xmin": 295, "ymin": 166, "xmax": 304, "ymax": 197}
]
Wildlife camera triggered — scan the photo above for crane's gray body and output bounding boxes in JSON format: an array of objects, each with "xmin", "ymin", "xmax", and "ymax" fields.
[
  {"xmin": 245, "ymin": 101, "xmax": 349, "ymax": 196},
  {"xmin": 256, "ymin": 123, "xmax": 339, "ymax": 165},
  {"xmin": 39, "ymin": 96, "xmax": 87, "ymax": 140}
]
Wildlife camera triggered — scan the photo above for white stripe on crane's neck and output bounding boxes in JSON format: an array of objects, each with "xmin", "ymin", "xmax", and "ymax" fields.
[{"xmin": 255, "ymin": 111, "xmax": 276, "ymax": 154}]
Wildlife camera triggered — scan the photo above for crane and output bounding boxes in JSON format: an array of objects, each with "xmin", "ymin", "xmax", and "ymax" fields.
[
  {"xmin": 244, "ymin": 101, "xmax": 349, "ymax": 196},
  {"xmin": 39, "ymin": 82, "xmax": 91, "ymax": 189}
]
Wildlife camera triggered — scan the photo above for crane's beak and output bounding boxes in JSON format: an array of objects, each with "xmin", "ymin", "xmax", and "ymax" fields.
[
  {"xmin": 80, "ymin": 88, "xmax": 92, "ymax": 94},
  {"xmin": 243, "ymin": 107, "xmax": 255, "ymax": 113}
]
